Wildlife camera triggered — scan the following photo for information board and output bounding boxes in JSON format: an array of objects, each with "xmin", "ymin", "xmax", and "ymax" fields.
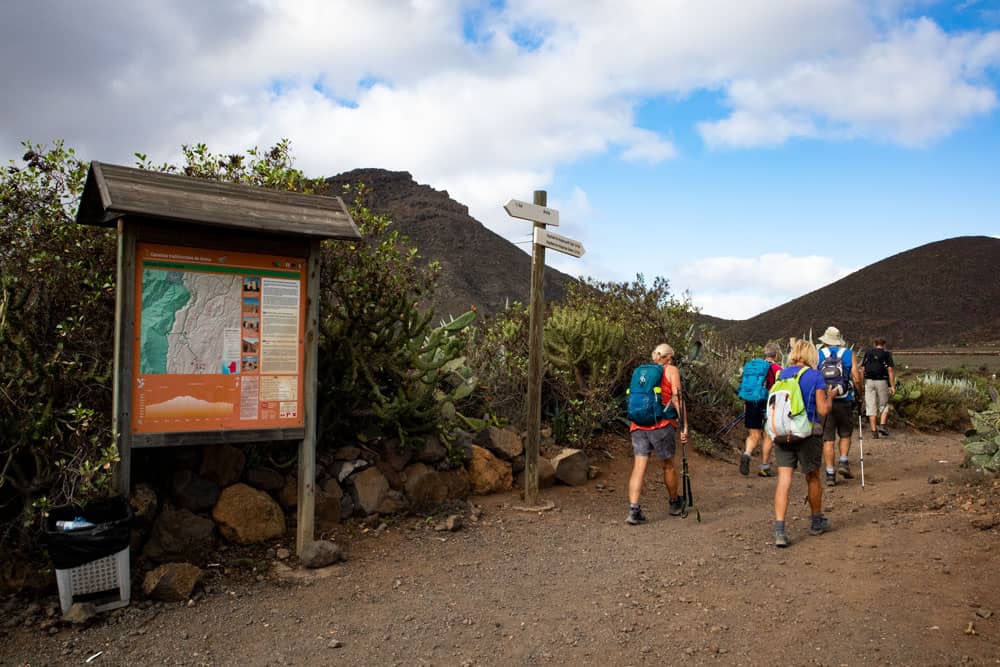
[{"xmin": 132, "ymin": 243, "xmax": 306, "ymax": 433}]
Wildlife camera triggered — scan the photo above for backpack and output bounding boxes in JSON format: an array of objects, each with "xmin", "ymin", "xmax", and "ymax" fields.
[
  {"xmin": 737, "ymin": 358, "xmax": 771, "ymax": 402},
  {"xmin": 863, "ymin": 349, "xmax": 888, "ymax": 379},
  {"xmin": 765, "ymin": 367, "xmax": 814, "ymax": 443},
  {"xmin": 819, "ymin": 347, "xmax": 850, "ymax": 397},
  {"xmin": 627, "ymin": 364, "xmax": 665, "ymax": 426}
]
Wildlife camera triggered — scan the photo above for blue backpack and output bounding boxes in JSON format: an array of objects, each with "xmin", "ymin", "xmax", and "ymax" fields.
[
  {"xmin": 737, "ymin": 358, "xmax": 771, "ymax": 402},
  {"xmin": 627, "ymin": 364, "xmax": 665, "ymax": 426}
]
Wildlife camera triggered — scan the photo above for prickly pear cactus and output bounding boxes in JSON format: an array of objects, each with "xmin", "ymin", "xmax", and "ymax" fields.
[{"xmin": 963, "ymin": 398, "xmax": 1000, "ymax": 473}]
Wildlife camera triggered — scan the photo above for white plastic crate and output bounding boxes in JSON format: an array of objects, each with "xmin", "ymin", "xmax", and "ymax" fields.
[{"xmin": 55, "ymin": 547, "xmax": 130, "ymax": 614}]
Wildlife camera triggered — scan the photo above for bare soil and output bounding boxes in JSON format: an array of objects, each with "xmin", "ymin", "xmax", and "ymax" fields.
[{"xmin": 2, "ymin": 428, "xmax": 999, "ymax": 666}]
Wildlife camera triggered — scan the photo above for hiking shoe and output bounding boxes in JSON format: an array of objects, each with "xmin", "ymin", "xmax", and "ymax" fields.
[
  {"xmin": 774, "ymin": 531, "xmax": 789, "ymax": 548},
  {"xmin": 838, "ymin": 461, "xmax": 853, "ymax": 479},
  {"xmin": 739, "ymin": 453, "xmax": 751, "ymax": 476},
  {"xmin": 878, "ymin": 426, "xmax": 890, "ymax": 437},
  {"xmin": 757, "ymin": 467, "xmax": 774, "ymax": 478},
  {"xmin": 808, "ymin": 515, "xmax": 831, "ymax": 536},
  {"xmin": 669, "ymin": 498, "xmax": 685, "ymax": 516},
  {"xmin": 870, "ymin": 429, "xmax": 880, "ymax": 439},
  {"xmin": 825, "ymin": 471, "xmax": 836, "ymax": 487},
  {"xmin": 626, "ymin": 508, "xmax": 647, "ymax": 525}
]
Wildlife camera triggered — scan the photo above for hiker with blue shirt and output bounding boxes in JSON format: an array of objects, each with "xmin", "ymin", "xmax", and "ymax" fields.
[
  {"xmin": 737, "ymin": 342, "xmax": 783, "ymax": 477},
  {"xmin": 625, "ymin": 343, "xmax": 689, "ymax": 525},
  {"xmin": 769, "ymin": 339, "xmax": 833, "ymax": 547},
  {"xmin": 817, "ymin": 326, "xmax": 864, "ymax": 486}
]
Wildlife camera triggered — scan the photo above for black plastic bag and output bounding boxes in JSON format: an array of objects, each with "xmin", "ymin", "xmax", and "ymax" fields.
[{"xmin": 44, "ymin": 496, "xmax": 133, "ymax": 570}]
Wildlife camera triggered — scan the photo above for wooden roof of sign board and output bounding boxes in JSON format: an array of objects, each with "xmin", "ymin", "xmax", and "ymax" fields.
[{"xmin": 75, "ymin": 161, "xmax": 361, "ymax": 240}]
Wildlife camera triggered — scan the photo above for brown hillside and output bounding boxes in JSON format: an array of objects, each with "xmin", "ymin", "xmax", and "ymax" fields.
[
  {"xmin": 715, "ymin": 236, "xmax": 1000, "ymax": 348},
  {"xmin": 325, "ymin": 169, "xmax": 575, "ymax": 318}
]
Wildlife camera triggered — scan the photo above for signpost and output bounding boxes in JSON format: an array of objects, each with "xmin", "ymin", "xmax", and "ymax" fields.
[{"xmin": 504, "ymin": 191, "xmax": 583, "ymax": 507}]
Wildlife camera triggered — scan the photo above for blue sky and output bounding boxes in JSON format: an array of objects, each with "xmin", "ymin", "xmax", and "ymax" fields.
[{"xmin": 1, "ymin": 1, "xmax": 998, "ymax": 318}]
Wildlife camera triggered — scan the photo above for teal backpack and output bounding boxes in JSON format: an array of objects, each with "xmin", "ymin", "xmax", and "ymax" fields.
[
  {"xmin": 737, "ymin": 358, "xmax": 771, "ymax": 402},
  {"xmin": 626, "ymin": 364, "xmax": 678, "ymax": 425}
]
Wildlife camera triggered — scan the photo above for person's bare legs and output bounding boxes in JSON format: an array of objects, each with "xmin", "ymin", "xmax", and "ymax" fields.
[
  {"xmin": 774, "ymin": 467, "xmax": 794, "ymax": 521},
  {"xmin": 628, "ymin": 455, "xmax": 649, "ymax": 505},
  {"xmin": 805, "ymin": 470, "xmax": 822, "ymax": 513},
  {"xmin": 661, "ymin": 458, "xmax": 678, "ymax": 499},
  {"xmin": 744, "ymin": 429, "xmax": 762, "ymax": 456},
  {"xmin": 761, "ymin": 434, "xmax": 774, "ymax": 471}
]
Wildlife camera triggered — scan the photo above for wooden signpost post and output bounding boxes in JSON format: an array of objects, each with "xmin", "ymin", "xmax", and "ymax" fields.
[{"xmin": 504, "ymin": 190, "xmax": 585, "ymax": 507}]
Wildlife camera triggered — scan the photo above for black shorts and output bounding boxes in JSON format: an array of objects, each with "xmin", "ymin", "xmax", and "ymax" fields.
[
  {"xmin": 774, "ymin": 434, "xmax": 823, "ymax": 473},
  {"xmin": 744, "ymin": 400, "xmax": 766, "ymax": 430},
  {"xmin": 822, "ymin": 401, "xmax": 855, "ymax": 440}
]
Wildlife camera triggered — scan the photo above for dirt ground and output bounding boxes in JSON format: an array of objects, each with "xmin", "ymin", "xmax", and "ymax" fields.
[{"xmin": 2, "ymin": 427, "xmax": 999, "ymax": 666}]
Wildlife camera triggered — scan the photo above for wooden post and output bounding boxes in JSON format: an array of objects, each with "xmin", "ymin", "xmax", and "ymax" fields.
[
  {"xmin": 111, "ymin": 219, "xmax": 137, "ymax": 497},
  {"xmin": 297, "ymin": 240, "xmax": 321, "ymax": 554},
  {"xmin": 524, "ymin": 190, "xmax": 546, "ymax": 506}
]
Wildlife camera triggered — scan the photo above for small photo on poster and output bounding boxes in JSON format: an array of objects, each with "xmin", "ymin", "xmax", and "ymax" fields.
[
  {"xmin": 243, "ymin": 276, "xmax": 260, "ymax": 294},
  {"xmin": 242, "ymin": 316, "xmax": 259, "ymax": 333},
  {"xmin": 242, "ymin": 337, "xmax": 258, "ymax": 354},
  {"xmin": 241, "ymin": 356, "xmax": 258, "ymax": 373},
  {"xmin": 243, "ymin": 296, "xmax": 259, "ymax": 314}
]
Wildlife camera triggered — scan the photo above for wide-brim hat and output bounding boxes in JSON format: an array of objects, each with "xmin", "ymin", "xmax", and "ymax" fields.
[{"xmin": 818, "ymin": 326, "xmax": 846, "ymax": 347}]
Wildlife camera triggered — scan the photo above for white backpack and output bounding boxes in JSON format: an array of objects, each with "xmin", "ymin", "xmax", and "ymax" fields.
[{"xmin": 765, "ymin": 367, "xmax": 815, "ymax": 443}]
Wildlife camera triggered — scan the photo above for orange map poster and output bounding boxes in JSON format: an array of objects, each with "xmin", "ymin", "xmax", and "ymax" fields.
[{"xmin": 132, "ymin": 243, "xmax": 306, "ymax": 433}]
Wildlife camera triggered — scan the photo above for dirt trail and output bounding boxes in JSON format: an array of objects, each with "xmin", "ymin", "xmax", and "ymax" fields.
[{"xmin": 2, "ymin": 428, "xmax": 998, "ymax": 666}]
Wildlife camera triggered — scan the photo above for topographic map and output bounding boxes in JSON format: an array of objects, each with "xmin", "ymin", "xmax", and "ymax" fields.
[{"xmin": 140, "ymin": 269, "xmax": 242, "ymax": 374}]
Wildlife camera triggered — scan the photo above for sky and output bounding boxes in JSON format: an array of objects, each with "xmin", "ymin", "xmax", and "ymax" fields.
[{"xmin": 2, "ymin": 0, "xmax": 998, "ymax": 319}]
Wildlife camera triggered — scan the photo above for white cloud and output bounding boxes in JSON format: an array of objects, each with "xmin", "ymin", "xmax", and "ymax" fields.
[{"xmin": 673, "ymin": 253, "xmax": 858, "ymax": 319}]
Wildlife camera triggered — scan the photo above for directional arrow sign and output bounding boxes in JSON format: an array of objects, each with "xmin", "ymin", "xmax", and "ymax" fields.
[
  {"xmin": 534, "ymin": 227, "xmax": 585, "ymax": 258},
  {"xmin": 504, "ymin": 199, "xmax": 560, "ymax": 226}
]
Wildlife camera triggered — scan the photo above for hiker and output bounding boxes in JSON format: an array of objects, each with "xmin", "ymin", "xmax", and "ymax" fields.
[
  {"xmin": 770, "ymin": 339, "xmax": 833, "ymax": 547},
  {"xmin": 625, "ymin": 343, "xmax": 689, "ymax": 525},
  {"xmin": 817, "ymin": 326, "xmax": 863, "ymax": 486},
  {"xmin": 861, "ymin": 338, "xmax": 896, "ymax": 438},
  {"xmin": 737, "ymin": 342, "xmax": 783, "ymax": 477}
]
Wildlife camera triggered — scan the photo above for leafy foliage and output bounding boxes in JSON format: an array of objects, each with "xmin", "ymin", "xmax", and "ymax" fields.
[{"xmin": 892, "ymin": 371, "xmax": 989, "ymax": 431}]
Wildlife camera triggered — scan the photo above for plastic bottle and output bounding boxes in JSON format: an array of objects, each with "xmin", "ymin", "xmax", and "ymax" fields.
[{"xmin": 56, "ymin": 516, "xmax": 95, "ymax": 531}]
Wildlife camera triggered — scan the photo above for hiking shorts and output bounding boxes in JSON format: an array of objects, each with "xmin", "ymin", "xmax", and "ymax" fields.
[
  {"xmin": 822, "ymin": 401, "xmax": 855, "ymax": 440},
  {"xmin": 865, "ymin": 379, "xmax": 890, "ymax": 417},
  {"xmin": 744, "ymin": 399, "xmax": 767, "ymax": 430},
  {"xmin": 631, "ymin": 424, "xmax": 676, "ymax": 460},
  {"xmin": 774, "ymin": 434, "xmax": 822, "ymax": 474}
]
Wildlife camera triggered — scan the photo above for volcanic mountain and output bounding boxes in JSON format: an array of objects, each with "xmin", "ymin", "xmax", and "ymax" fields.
[
  {"xmin": 325, "ymin": 169, "xmax": 576, "ymax": 318},
  {"xmin": 713, "ymin": 236, "xmax": 1000, "ymax": 348}
]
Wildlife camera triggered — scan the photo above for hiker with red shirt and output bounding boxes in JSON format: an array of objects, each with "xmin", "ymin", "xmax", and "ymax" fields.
[
  {"xmin": 626, "ymin": 343, "xmax": 689, "ymax": 525},
  {"xmin": 738, "ymin": 342, "xmax": 783, "ymax": 477}
]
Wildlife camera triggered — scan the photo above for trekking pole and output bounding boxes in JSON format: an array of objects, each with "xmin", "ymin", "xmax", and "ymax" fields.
[
  {"xmin": 857, "ymin": 414, "xmax": 866, "ymax": 488},
  {"xmin": 714, "ymin": 412, "xmax": 745, "ymax": 438},
  {"xmin": 679, "ymin": 402, "xmax": 701, "ymax": 522}
]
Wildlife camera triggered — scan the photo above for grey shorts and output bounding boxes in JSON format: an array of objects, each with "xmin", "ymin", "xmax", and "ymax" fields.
[
  {"xmin": 631, "ymin": 425, "xmax": 676, "ymax": 459},
  {"xmin": 774, "ymin": 435, "xmax": 823, "ymax": 474},
  {"xmin": 822, "ymin": 400, "xmax": 855, "ymax": 440},
  {"xmin": 865, "ymin": 379, "xmax": 890, "ymax": 417}
]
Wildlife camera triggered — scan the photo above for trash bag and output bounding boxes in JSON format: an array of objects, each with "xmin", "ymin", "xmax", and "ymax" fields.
[{"xmin": 44, "ymin": 496, "xmax": 133, "ymax": 570}]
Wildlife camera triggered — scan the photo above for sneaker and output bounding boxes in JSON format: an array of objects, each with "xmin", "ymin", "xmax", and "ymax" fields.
[
  {"xmin": 808, "ymin": 515, "xmax": 831, "ymax": 536},
  {"xmin": 774, "ymin": 531, "xmax": 789, "ymax": 548},
  {"xmin": 626, "ymin": 508, "xmax": 647, "ymax": 525},
  {"xmin": 669, "ymin": 497, "xmax": 684, "ymax": 516},
  {"xmin": 757, "ymin": 467, "xmax": 774, "ymax": 478},
  {"xmin": 870, "ymin": 429, "xmax": 879, "ymax": 440},
  {"xmin": 825, "ymin": 471, "xmax": 836, "ymax": 487},
  {"xmin": 878, "ymin": 426, "xmax": 890, "ymax": 437},
  {"xmin": 739, "ymin": 453, "xmax": 751, "ymax": 476},
  {"xmin": 838, "ymin": 461, "xmax": 853, "ymax": 479}
]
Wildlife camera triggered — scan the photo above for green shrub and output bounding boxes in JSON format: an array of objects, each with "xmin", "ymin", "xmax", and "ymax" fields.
[{"xmin": 892, "ymin": 372, "xmax": 989, "ymax": 431}]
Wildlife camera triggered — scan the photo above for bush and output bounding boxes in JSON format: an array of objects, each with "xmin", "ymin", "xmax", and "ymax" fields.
[{"xmin": 892, "ymin": 372, "xmax": 989, "ymax": 431}]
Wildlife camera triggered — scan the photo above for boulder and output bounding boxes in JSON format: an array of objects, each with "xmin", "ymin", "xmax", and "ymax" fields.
[
  {"xmin": 172, "ymin": 469, "xmax": 221, "ymax": 513},
  {"xmin": 375, "ymin": 458, "xmax": 406, "ymax": 491},
  {"xmin": 299, "ymin": 541, "xmax": 345, "ymax": 569},
  {"xmin": 62, "ymin": 602, "xmax": 97, "ymax": 625},
  {"xmin": 278, "ymin": 475, "xmax": 298, "ymax": 509},
  {"xmin": 314, "ymin": 486, "xmax": 342, "ymax": 531},
  {"xmin": 414, "ymin": 434, "xmax": 447, "ymax": 464},
  {"xmin": 348, "ymin": 467, "xmax": 390, "ymax": 515},
  {"xmin": 404, "ymin": 463, "xmax": 449, "ymax": 504},
  {"xmin": 377, "ymin": 489, "xmax": 408, "ymax": 515},
  {"xmin": 333, "ymin": 446, "xmax": 362, "ymax": 461},
  {"xmin": 380, "ymin": 439, "xmax": 413, "ymax": 472},
  {"xmin": 551, "ymin": 448, "xmax": 589, "ymax": 486},
  {"xmin": 142, "ymin": 562, "xmax": 202, "ymax": 602},
  {"xmin": 467, "ymin": 445, "xmax": 513, "ymax": 495},
  {"xmin": 212, "ymin": 483, "xmax": 285, "ymax": 544},
  {"xmin": 514, "ymin": 457, "xmax": 556, "ymax": 489},
  {"xmin": 129, "ymin": 483, "xmax": 159, "ymax": 528},
  {"xmin": 244, "ymin": 467, "xmax": 284, "ymax": 493},
  {"xmin": 199, "ymin": 444, "xmax": 246, "ymax": 487},
  {"xmin": 143, "ymin": 507, "xmax": 216, "ymax": 563},
  {"xmin": 483, "ymin": 426, "xmax": 524, "ymax": 460}
]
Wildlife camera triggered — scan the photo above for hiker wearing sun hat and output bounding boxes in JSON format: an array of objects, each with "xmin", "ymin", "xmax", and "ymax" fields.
[{"xmin": 817, "ymin": 326, "xmax": 863, "ymax": 486}]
